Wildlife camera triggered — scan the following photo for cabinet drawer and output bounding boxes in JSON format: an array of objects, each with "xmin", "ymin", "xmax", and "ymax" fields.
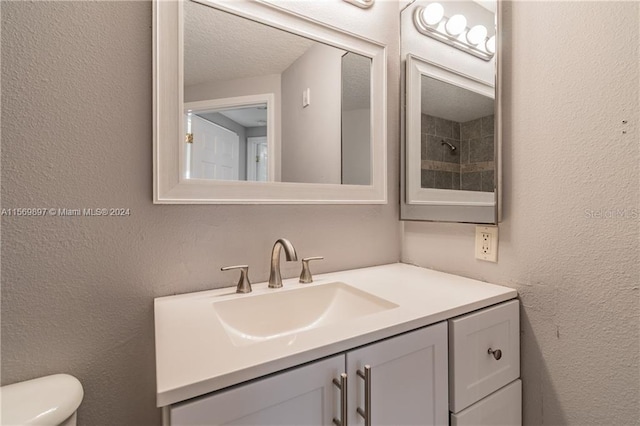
[
  {"xmin": 451, "ymin": 379, "xmax": 521, "ymax": 426},
  {"xmin": 449, "ymin": 300, "xmax": 519, "ymax": 413}
]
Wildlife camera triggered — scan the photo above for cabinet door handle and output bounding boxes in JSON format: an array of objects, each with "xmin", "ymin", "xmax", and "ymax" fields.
[
  {"xmin": 356, "ymin": 365, "xmax": 371, "ymax": 426},
  {"xmin": 488, "ymin": 348, "xmax": 503, "ymax": 360},
  {"xmin": 332, "ymin": 373, "xmax": 348, "ymax": 426}
]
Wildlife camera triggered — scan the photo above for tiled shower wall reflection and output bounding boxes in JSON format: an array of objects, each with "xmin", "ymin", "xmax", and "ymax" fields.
[{"xmin": 420, "ymin": 114, "xmax": 494, "ymax": 192}]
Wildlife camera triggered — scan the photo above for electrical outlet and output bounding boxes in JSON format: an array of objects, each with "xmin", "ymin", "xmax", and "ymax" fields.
[{"xmin": 475, "ymin": 225, "xmax": 498, "ymax": 262}]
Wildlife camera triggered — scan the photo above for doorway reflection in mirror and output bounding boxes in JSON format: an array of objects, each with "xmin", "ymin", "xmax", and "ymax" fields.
[{"xmin": 185, "ymin": 105, "xmax": 268, "ymax": 182}]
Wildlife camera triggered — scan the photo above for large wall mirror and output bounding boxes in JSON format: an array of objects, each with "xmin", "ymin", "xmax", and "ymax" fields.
[
  {"xmin": 154, "ymin": 0, "xmax": 387, "ymax": 204},
  {"xmin": 400, "ymin": 0, "xmax": 501, "ymax": 223}
]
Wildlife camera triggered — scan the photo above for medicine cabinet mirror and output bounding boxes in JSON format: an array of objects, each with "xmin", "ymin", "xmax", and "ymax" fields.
[
  {"xmin": 400, "ymin": 0, "xmax": 501, "ymax": 223},
  {"xmin": 153, "ymin": 0, "xmax": 387, "ymax": 204}
]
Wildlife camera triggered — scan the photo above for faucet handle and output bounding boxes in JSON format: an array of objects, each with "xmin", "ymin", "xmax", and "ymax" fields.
[
  {"xmin": 221, "ymin": 265, "xmax": 252, "ymax": 294},
  {"xmin": 299, "ymin": 257, "xmax": 324, "ymax": 284}
]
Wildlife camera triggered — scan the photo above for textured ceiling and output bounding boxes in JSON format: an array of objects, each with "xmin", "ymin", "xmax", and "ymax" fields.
[
  {"xmin": 219, "ymin": 106, "xmax": 267, "ymax": 128},
  {"xmin": 184, "ymin": 0, "xmax": 372, "ymax": 110},
  {"xmin": 184, "ymin": 1, "xmax": 315, "ymax": 87},
  {"xmin": 420, "ymin": 74, "xmax": 494, "ymax": 122}
]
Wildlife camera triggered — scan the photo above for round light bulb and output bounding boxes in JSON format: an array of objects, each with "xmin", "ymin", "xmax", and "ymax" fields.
[
  {"xmin": 466, "ymin": 25, "xmax": 487, "ymax": 45},
  {"xmin": 421, "ymin": 3, "xmax": 444, "ymax": 26},
  {"xmin": 445, "ymin": 14, "xmax": 467, "ymax": 36},
  {"xmin": 486, "ymin": 35, "xmax": 496, "ymax": 54}
]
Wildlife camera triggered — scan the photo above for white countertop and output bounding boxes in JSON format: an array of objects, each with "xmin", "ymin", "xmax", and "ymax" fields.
[{"xmin": 154, "ymin": 262, "xmax": 517, "ymax": 407}]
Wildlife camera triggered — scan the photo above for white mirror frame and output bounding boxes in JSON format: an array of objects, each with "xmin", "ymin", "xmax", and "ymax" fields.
[
  {"xmin": 153, "ymin": 0, "xmax": 387, "ymax": 204},
  {"xmin": 405, "ymin": 55, "xmax": 495, "ymax": 216}
]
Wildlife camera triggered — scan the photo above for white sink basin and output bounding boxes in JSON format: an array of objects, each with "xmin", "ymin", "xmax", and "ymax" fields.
[{"xmin": 212, "ymin": 282, "xmax": 398, "ymax": 346}]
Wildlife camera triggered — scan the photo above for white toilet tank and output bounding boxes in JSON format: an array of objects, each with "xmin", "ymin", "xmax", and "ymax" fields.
[{"xmin": 0, "ymin": 374, "xmax": 83, "ymax": 426}]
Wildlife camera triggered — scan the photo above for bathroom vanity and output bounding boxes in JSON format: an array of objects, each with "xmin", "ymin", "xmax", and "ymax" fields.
[{"xmin": 154, "ymin": 263, "xmax": 521, "ymax": 425}]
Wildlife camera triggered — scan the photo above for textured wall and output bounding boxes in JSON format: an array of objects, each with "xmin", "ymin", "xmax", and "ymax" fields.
[
  {"xmin": 0, "ymin": 1, "xmax": 401, "ymax": 425},
  {"xmin": 403, "ymin": 2, "xmax": 640, "ymax": 425}
]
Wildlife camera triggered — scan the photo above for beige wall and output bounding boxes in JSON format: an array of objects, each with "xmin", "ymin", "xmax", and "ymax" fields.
[
  {"xmin": 403, "ymin": 2, "xmax": 639, "ymax": 425},
  {"xmin": 0, "ymin": 1, "xmax": 401, "ymax": 425}
]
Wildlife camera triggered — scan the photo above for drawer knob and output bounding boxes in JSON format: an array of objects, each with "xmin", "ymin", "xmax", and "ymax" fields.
[{"xmin": 488, "ymin": 348, "xmax": 502, "ymax": 360}]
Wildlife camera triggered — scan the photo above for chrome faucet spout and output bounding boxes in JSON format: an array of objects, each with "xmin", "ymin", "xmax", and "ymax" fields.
[{"xmin": 268, "ymin": 238, "xmax": 298, "ymax": 288}]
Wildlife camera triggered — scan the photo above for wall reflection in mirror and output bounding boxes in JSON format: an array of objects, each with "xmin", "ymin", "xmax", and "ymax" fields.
[{"xmin": 183, "ymin": 0, "xmax": 372, "ymax": 185}]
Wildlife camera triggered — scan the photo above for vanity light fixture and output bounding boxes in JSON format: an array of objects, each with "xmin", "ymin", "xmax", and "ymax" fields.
[
  {"xmin": 466, "ymin": 25, "xmax": 488, "ymax": 46},
  {"xmin": 421, "ymin": 2, "xmax": 444, "ymax": 25},
  {"xmin": 414, "ymin": 3, "xmax": 495, "ymax": 61},
  {"xmin": 342, "ymin": 0, "xmax": 374, "ymax": 9},
  {"xmin": 445, "ymin": 14, "xmax": 467, "ymax": 36},
  {"xmin": 486, "ymin": 35, "xmax": 496, "ymax": 54}
]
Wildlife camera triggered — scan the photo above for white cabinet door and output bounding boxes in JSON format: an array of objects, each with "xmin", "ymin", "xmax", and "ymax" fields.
[
  {"xmin": 190, "ymin": 115, "xmax": 239, "ymax": 181},
  {"xmin": 169, "ymin": 355, "xmax": 344, "ymax": 426},
  {"xmin": 346, "ymin": 322, "xmax": 449, "ymax": 426}
]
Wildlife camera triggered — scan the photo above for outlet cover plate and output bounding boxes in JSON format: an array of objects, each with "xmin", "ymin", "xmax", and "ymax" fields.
[{"xmin": 475, "ymin": 225, "xmax": 498, "ymax": 262}]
